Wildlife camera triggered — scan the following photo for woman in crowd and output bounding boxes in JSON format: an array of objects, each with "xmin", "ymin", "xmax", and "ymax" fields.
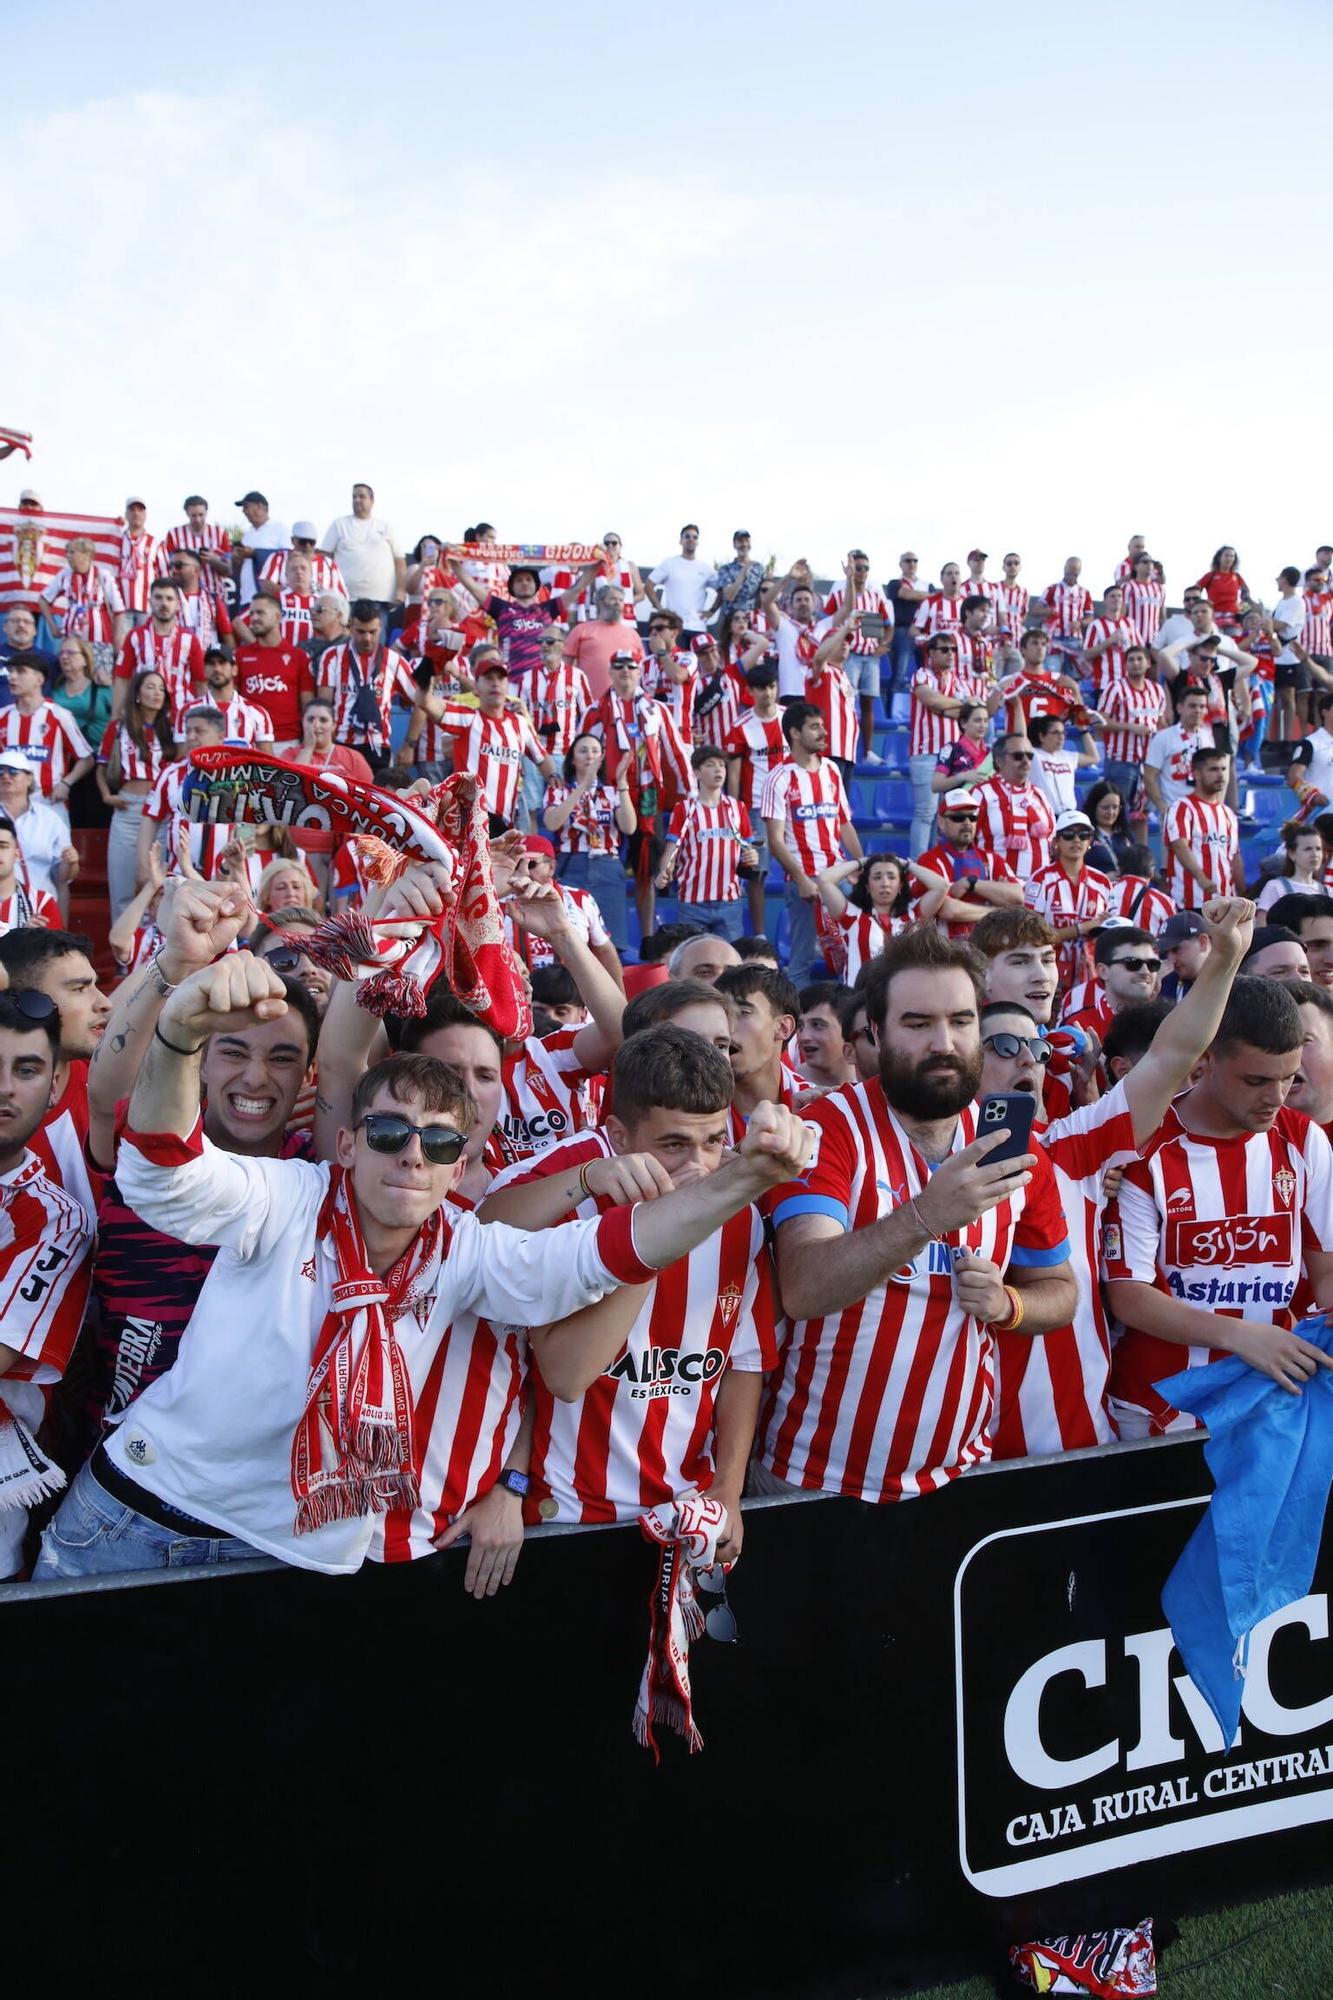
[
  {"xmin": 1195, "ymin": 546, "xmax": 1249, "ymax": 629},
  {"xmin": 96, "ymin": 669, "xmax": 177, "ymax": 919},
  {"xmin": 1256, "ymin": 820, "xmax": 1329, "ymax": 913},
  {"xmin": 542, "ymin": 730, "xmax": 636, "ymax": 953},
  {"xmin": 930, "ymin": 699, "xmax": 993, "ymax": 793},
  {"xmin": 1084, "ymin": 778, "xmax": 1137, "ymax": 877},
  {"xmin": 256, "ymin": 855, "xmax": 324, "ymax": 918},
  {"xmin": 814, "ymin": 851, "xmax": 948, "ymax": 980},
  {"xmin": 52, "ymin": 635, "xmax": 113, "ymax": 827}
]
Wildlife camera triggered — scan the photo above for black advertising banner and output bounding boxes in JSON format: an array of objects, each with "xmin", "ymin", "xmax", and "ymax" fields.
[
  {"xmin": 957, "ymin": 1493, "xmax": 1333, "ymax": 1897},
  {"xmin": 5, "ymin": 1435, "xmax": 1332, "ymax": 1993}
]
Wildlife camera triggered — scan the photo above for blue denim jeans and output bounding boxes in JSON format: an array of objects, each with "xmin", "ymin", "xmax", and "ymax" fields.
[
  {"xmin": 784, "ymin": 882, "xmax": 819, "ymax": 979},
  {"xmin": 1103, "ymin": 759, "xmax": 1143, "ymax": 813},
  {"xmin": 557, "ymin": 849, "xmax": 628, "ymax": 954},
  {"xmin": 32, "ymin": 1460, "xmax": 264, "ymax": 1580},
  {"xmin": 909, "ymin": 751, "xmax": 939, "ymax": 859},
  {"xmin": 678, "ymin": 896, "xmax": 743, "ymax": 940}
]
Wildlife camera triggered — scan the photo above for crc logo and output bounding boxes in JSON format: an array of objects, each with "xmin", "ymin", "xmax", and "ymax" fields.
[{"xmin": 956, "ymin": 1500, "xmax": 1333, "ymax": 1894}]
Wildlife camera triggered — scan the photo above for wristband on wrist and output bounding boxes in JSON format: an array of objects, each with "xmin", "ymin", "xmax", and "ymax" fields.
[
  {"xmin": 907, "ymin": 1193, "xmax": 934, "ymax": 1239},
  {"xmin": 154, "ymin": 1022, "xmax": 205, "ymax": 1058},
  {"xmin": 150, "ymin": 957, "xmax": 178, "ymax": 997},
  {"xmin": 986, "ymin": 1284, "xmax": 1025, "ymax": 1334},
  {"xmin": 577, "ymin": 1160, "xmax": 595, "ymax": 1199}
]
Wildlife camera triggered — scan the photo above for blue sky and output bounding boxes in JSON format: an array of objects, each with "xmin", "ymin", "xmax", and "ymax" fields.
[{"xmin": 6, "ymin": 0, "xmax": 1331, "ymax": 598}]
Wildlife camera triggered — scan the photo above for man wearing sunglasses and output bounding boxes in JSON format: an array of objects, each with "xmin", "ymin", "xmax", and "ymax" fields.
[
  {"xmin": 913, "ymin": 787, "xmax": 1023, "ymax": 938},
  {"xmin": 981, "ymin": 896, "xmax": 1256, "ymax": 1460},
  {"xmin": 37, "ymin": 960, "xmax": 812, "ymax": 1586},
  {"xmin": 974, "ymin": 735, "xmax": 1057, "ymax": 885},
  {"xmin": 0, "ymin": 987, "xmax": 95, "ymax": 1578},
  {"xmin": 1023, "ymin": 809, "xmax": 1111, "ymax": 989},
  {"xmin": 1060, "ymin": 923, "xmax": 1163, "ymax": 1043}
]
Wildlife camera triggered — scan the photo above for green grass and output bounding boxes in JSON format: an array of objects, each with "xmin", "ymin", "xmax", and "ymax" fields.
[{"xmin": 898, "ymin": 1883, "xmax": 1333, "ymax": 1998}]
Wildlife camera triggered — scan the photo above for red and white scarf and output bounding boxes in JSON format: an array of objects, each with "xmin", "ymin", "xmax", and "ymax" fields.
[
  {"xmin": 185, "ymin": 750, "xmax": 532, "ymax": 1036},
  {"xmin": 292, "ymin": 1166, "xmax": 446, "ymax": 1536},
  {"xmin": 634, "ymin": 1489, "xmax": 728, "ymax": 1761}
]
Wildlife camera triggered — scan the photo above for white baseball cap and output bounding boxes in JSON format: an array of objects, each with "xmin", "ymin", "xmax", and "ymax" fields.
[
  {"xmin": 0, "ymin": 751, "xmax": 34, "ymax": 777},
  {"xmin": 941, "ymin": 788, "xmax": 981, "ymax": 811}
]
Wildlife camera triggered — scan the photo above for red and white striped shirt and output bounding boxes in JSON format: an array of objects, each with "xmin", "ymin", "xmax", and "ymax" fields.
[
  {"xmin": 543, "ymin": 781, "xmax": 623, "ymax": 857},
  {"xmin": 1163, "ymin": 796, "xmax": 1238, "ymax": 906},
  {"xmin": 0, "ymin": 702, "xmax": 92, "ymax": 797},
  {"xmin": 912, "ymin": 842, "xmax": 1018, "ymax": 937},
  {"xmin": 1099, "ymin": 677, "xmax": 1166, "ymax": 764},
  {"xmin": 174, "ymin": 586, "xmax": 231, "ymax": 652},
  {"xmin": 1303, "ymin": 591, "xmax": 1333, "ymax": 658},
  {"xmin": 434, "ymin": 702, "xmax": 548, "ymax": 822},
  {"xmin": 211, "ymin": 692, "xmax": 274, "ymax": 744},
  {"xmin": 825, "ymin": 582, "xmax": 892, "ymax": 655},
  {"xmin": 666, "ymin": 795, "xmax": 752, "ymax": 904},
  {"xmin": 953, "ymin": 630, "xmax": 996, "ymax": 681},
  {"xmin": 803, "ymin": 658, "xmax": 860, "ymax": 762},
  {"xmin": 260, "ymin": 548, "xmax": 347, "ymax": 598},
  {"xmin": 692, "ymin": 665, "xmax": 749, "ymax": 750},
  {"xmin": 910, "ymin": 666, "xmax": 989, "ymax": 758},
  {"xmin": 552, "ymin": 560, "xmax": 636, "ymax": 622},
  {"xmin": 761, "ymin": 758, "xmax": 852, "ymax": 877},
  {"xmin": 114, "ymin": 624, "xmax": 205, "ymax": 721},
  {"xmin": 155, "ymin": 520, "xmax": 231, "ymax": 574},
  {"xmin": 320, "ymin": 642, "xmax": 415, "ymax": 750},
  {"xmin": 141, "ymin": 761, "xmax": 230, "ymax": 878},
  {"xmin": 0, "ymin": 1151, "xmax": 95, "ymax": 1399},
  {"xmin": 1105, "ymin": 1104, "xmax": 1332, "ymax": 1433},
  {"xmin": 0, "ymin": 885, "xmax": 59, "ymax": 934},
  {"xmin": 97, "ymin": 720, "xmax": 173, "ymax": 788},
  {"xmin": 974, "ymin": 777, "xmax": 1056, "ymax": 881},
  {"xmin": 993, "ymin": 579, "xmax": 1029, "ymax": 642},
  {"xmin": 762, "ymin": 1087, "xmax": 1070, "ymax": 1499},
  {"xmin": 1042, "ymin": 581, "xmax": 1093, "ymax": 642},
  {"xmin": 912, "ymin": 592, "xmax": 966, "ymax": 645},
  {"xmin": 529, "ymin": 659, "xmax": 593, "ymax": 758},
  {"xmin": 1023, "ymin": 860, "xmax": 1111, "ymax": 987},
  {"xmin": 992, "ymin": 1087, "xmax": 1138, "ymax": 1459},
  {"xmin": 40, "ymin": 563, "xmax": 125, "ymax": 645},
  {"xmin": 579, "ymin": 691, "xmax": 695, "ymax": 808},
  {"xmin": 274, "ymin": 590, "xmax": 316, "ymax": 647},
  {"xmin": 1122, "ymin": 577, "xmax": 1166, "ymax": 649},
  {"xmin": 1104, "ymin": 875, "xmax": 1176, "ymax": 935},
  {"xmin": 999, "ymin": 668, "xmax": 1081, "ymax": 736},
  {"xmin": 488, "ymin": 1131, "xmax": 776, "ymax": 1524},
  {"xmin": 116, "ymin": 531, "xmax": 158, "ymax": 615},
  {"xmin": 723, "ymin": 710, "xmax": 787, "ymax": 812},
  {"xmin": 831, "ymin": 906, "xmax": 905, "ymax": 984},
  {"xmin": 496, "ymin": 1029, "xmax": 604, "ymax": 1164},
  {"xmin": 1082, "ymin": 614, "xmax": 1136, "ymax": 687},
  {"xmin": 641, "ymin": 653, "xmax": 697, "ymax": 743},
  {"xmin": 505, "ymin": 886, "xmax": 610, "ymax": 971}
]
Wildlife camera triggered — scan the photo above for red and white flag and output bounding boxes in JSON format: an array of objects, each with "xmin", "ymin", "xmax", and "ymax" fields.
[
  {"xmin": 0, "ymin": 427, "xmax": 33, "ymax": 459},
  {"xmin": 0, "ymin": 505, "xmax": 122, "ymax": 610}
]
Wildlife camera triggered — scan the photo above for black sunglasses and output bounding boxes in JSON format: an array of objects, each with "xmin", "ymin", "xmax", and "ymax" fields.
[
  {"xmin": 982, "ymin": 1033, "xmax": 1053, "ymax": 1064},
  {"xmin": 355, "ymin": 1113, "xmax": 468, "ymax": 1165},
  {"xmin": 263, "ymin": 946, "xmax": 306, "ymax": 975},
  {"xmin": 1109, "ymin": 955, "xmax": 1161, "ymax": 974},
  {"xmin": 0, "ymin": 990, "xmax": 58, "ymax": 1026}
]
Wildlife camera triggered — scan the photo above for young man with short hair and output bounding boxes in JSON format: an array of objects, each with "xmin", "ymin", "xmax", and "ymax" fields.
[
  {"xmin": 796, "ymin": 979, "xmax": 854, "ymax": 1091},
  {"xmin": 0, "ymin": 813, "xmax": 58, "ymax": 933},
  {"xmin": 1, "ymin": 651, "xmax": 93, "ymax": 809},
  {"xmin": 762, "ymin": 701, "xmax": 861, "ymax": 980},
  {"xmin": 1106, "ymin": 977, "xmax": 1333, "ymax": 1436},
  {"xmin": 1164, "ymin": 747, "xmax": 1243, "ymax": 907},
  {"xmin": 656, "ymin": 744, "xmax": 756, "ymax": 940},
  {"xmin": 714, "ymin": 962, "xmax": 805, "ymax": 1136},
  {"xmin": 1061, "ymin": 925, "xmax": 1162, "ymax": 1037},
  {"xmin": 0, "ymin": 992, "xmax": 95, "ymax": 1577},
  {"xmin": 318, "ymin": 597, "xmax": 416, "ymax": 772},
  {"xmin": 724, "ymin": 662, "xmax": 786, "ymax": 936},
  {"xmin": 1286, "ymin": 979, "xmax": 1333, "ymax": 1130},
  {"xmin": 38, "ymin": 972, "xmax": 810, "ymax": 1582},
  {"xmin": 1143, "ymin": 682, "xmax": 1216, "ymax": 818},
  {"xmin": 234, "ymin": 589, "xmax": 316, "ymax": 744},
  {"xmin": 1266, "ymin": 894, "xmax": 1333, "ymax": 990},
  {"xmin": 417, "ymin": 654, "xmax": 557, "ymax": 824},
  {"xmin": 1023, "ymin": 810, "xmax": 1111, "ymax": 988}
]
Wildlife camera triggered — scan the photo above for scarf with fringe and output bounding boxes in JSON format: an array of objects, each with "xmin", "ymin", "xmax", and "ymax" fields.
[
  {"xmin": 292, "ymin": 1167, "xmax": 446, "ymax": 1536},
  {"xmin": 634, "ymin": 1489, "xmax": 728, "ymax": 1761},
  {"xmin": 183, "ymin": 749, "xmax": 531, "ymax": 1037}
]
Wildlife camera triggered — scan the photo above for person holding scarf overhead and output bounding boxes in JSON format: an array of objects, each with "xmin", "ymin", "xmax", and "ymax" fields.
[{"xmin": 580, "ymin": 651, "xmax": 694, "ymax": 943}]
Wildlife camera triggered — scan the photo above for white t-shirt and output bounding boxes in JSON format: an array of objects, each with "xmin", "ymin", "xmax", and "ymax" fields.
[
  {"xmin": 13, "ymin": 796, "xmax": 69, "ymax": 896},
  {"xmin": 774, "ymin": 610, "xmax": 817, "ymax": 699},
  {"xmin": 1145, "ymin": 721, "xmax": 1217, "ymax": 811},
  {"xmin": 1152, "ymin": 613, "xmax": 1193, "ymax": 655},
  {"xmin": 238, "ymin": 519, "xmax": 291, "ymax": 605},
  {"xmin": 1030, "ymin": 747, "xmax": 1080, "ymax": 817},
  {"xmin": 1272, "ymin": 593, "xmax": 1305, "ymax": 666},
  {"xmin": 320, "ymin": 514, "xmax": 402, "ymax": 602},
  {"xmin": 1256, "ymin": 874, "xmax": 1324, "ymax": 914},
  {"xmin": 1290, "ymin": 725, "xmax": 1333, "ymax": 801},
  {"xmin": 648, "ymin": 555, "xmax": 719, "ymax": 631}
]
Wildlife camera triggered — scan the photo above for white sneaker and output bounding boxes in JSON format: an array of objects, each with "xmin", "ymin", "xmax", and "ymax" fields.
[{"xmin": 862, "ymin": 749, "xmax": 885, "ymax": 766}]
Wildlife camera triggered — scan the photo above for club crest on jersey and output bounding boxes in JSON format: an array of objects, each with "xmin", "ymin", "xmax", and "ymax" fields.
[
  {"xmin": 1274, "ymin": 1166, "xmax": 1297, "ymax": 1208},
  {"xmin": 716, "ymin": 1284, "xmax": 742, "ymax": 1328}
]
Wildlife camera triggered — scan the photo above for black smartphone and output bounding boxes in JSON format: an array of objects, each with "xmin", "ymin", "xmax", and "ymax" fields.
[{"xmin": 975, "ymin": 1092, "xmax": 1037, "ymax": 1165}]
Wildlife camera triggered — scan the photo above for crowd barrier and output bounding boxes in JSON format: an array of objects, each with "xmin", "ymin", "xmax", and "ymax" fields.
[{"xmin": 7, "ymin": 1433, "xmax": 1331, "ymax": 1994}]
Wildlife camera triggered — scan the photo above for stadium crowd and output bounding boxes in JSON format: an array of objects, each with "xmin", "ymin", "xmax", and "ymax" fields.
[{"xmin": 2, "ymin": 488, "xmax": 1333, "ymax": 1700}]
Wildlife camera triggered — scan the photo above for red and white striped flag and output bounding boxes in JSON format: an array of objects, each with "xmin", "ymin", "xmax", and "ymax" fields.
[
  {"xmin": 0, "ymin": 506, "xmax": 123, "ymax": 610},
  {"xmin": 0, "ymin": 427, "xmax": 33, "ymax": 459}
]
